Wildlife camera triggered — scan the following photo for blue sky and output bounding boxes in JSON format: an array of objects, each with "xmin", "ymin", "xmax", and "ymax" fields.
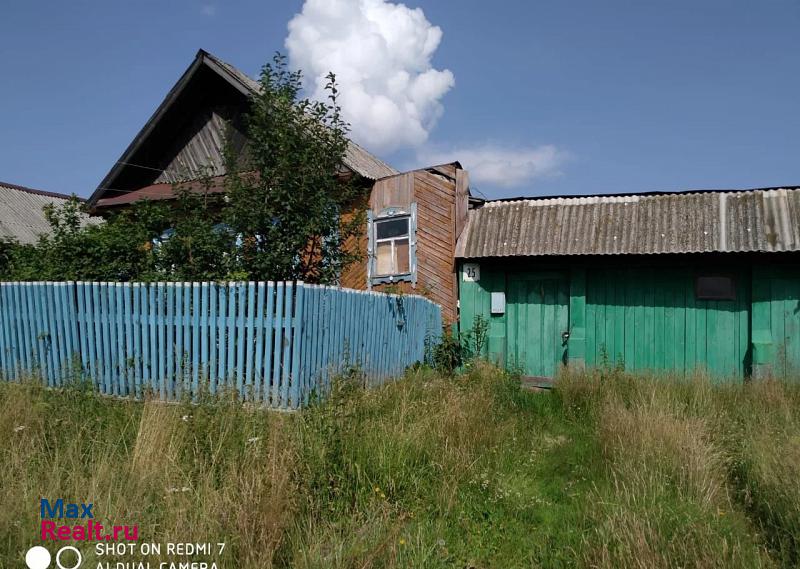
[{"xmin": 1, "ymin": 0, "xmax": 798, "ymax": 199}]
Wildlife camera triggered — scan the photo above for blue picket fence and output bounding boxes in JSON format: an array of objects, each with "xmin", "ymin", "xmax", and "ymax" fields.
[{"xmin": 0, "ymin": 281, "xmax": 442, "ymax": 409}]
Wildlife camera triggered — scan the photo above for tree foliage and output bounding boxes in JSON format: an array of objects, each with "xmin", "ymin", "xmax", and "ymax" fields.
[
  {"xmin": 0, "ymin": 54, "xmax": 364, "ymax": 283},
  {"xmin": 1, "ymin": 197, "xmax": 165, "ymax": 281},
  {"xmin": 224, "ymin": 53, "xmax": 364, "ymax": 283}
]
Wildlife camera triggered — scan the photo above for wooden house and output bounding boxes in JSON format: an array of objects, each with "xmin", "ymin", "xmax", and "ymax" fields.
[
  {"xmin": 340, "ymin": 163, "xmax": 469, "ymax": 323},
  {"xmin": 87, "ymin": 49, "xmax": 470, "ymax": 322},
  {"xmin": 455, "ymin": 188, "xmax": 800, "ymax": 383},
  {"xmin": 81, "ymin": 49, "xmax": 800, "ymax": 381},
  {"xmin": 87, "ymin": 49, "xmax": 397, "ymax": 209}
]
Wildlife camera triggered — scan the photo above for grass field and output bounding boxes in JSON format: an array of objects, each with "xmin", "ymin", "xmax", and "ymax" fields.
[{"xmin": 1, "ymin": 364, "xmax": 799, "ymax": 568}]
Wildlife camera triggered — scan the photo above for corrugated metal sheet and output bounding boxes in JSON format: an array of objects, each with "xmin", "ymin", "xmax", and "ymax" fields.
[
  {"xmin": 455, "ymin": 188, "xmax": 800, "ymax": 258},
  {"xmin": 0, "ymin": 182, "xmax": 99, "ymax": 244}
]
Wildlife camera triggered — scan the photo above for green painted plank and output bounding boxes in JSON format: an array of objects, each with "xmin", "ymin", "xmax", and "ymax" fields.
[
  {"xmin": 585, "ymin": 275, "xmax": 596, "ymax": 367},
  {"xmin": 654, "ymin": 276, "xmax": 665, "ymax": 370}
]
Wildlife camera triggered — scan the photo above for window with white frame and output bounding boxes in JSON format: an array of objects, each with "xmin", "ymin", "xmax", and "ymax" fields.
[
  {"xmin": 375, "ymin": 215, "xmax": 410, "ymax": 276},
  {"xmin": 369, "ymin": 206, "xmax": 416, "ymax": 285}
]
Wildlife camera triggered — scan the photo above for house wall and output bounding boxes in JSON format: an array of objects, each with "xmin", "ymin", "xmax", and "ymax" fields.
[
  {"xmin": 753, "ymin": 265, "xmax": 800, "ymax": 377},
  {"xmin": 341, "ymin": 166, "xmax": 466, "ymax": 324},
  {"xmin": 581, "ymin": 267, "xmax": 750, "ymax": 377},
  {"xmin": 458, "ymin": 255, "xmax": 800, "ymax": 381}
]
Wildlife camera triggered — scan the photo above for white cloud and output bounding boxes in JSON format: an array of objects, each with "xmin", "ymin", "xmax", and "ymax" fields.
[
  {"xmin": 286, "ymin": 0, "xmax": 454, "ymax": 153},
  {"xmin": 422, "ymin": 144, "xmax": 568, "ymax": 189}
]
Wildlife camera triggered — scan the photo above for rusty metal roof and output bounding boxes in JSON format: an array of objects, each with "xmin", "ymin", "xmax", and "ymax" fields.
[
  {"xmin": 95, "ymin": 175, "xmax": 228, "ymax": 209},
  {"xmin": 0, "ymin": 182, "xmax": 99, "ymax": 245},
  {"xmin": 455, "ymin": 187, "xmax": 800, "ymax": 258}
]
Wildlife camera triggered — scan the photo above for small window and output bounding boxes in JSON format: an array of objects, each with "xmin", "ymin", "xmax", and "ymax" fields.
[
  {"xmin": 696, "ymin": 275, "xmax": 736, "ymax": 300},
  {"xmin": 374, "ymin": 216, "xmax": 410, "ymax": 276}
]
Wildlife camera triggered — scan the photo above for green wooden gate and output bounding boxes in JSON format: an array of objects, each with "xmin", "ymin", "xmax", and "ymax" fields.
[{"xmin": 507, "ymin": 273, "xmax": 569, "ymax": 379}]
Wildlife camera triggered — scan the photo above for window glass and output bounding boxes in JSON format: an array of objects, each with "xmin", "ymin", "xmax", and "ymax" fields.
[
  {"xmin": 371, "ymin": 211, "xmax": 413, "ymax": 280},
  {"xmin": 375, "ymin": 242, "xmax": 393, "ymax": 276},
  {"xmin": 696, "ymin": 275, "xmax": 736, "ymax": 300},
  {"xmin": 395, "ymin": 239, "xmax": 410, "ymax": 273},
  {"xmin": 376, "ymin": 217, "xmax": 409, "ymax": 239}
]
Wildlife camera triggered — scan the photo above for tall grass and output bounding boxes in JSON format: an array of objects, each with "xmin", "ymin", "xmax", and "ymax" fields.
[
  {"xmin": 1, "ymin": 365, "xmax": 799, "ymax": 567},
  {"xmin": 558, "ymin": 368, "xmax": 800, "ymax": 568}
]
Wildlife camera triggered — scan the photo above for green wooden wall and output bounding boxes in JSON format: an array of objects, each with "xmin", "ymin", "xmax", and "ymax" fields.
[
  {"xmin": 506, "ymin": 273, "xmax": 569, "ymax": 377},
  {"xmin": 458, "ymin": 266, "xmax": 507, "ymax": 364},
  {"xmin": 583, "ymin": 268, "xmax": 750, "ymax": 378},
  {"xmin": 752, "ymin": 266, "xmax": 800, "ymax": 377},
  {"xmin": 458, "ymin": 260, "xmax": 799, "ymax": 381}
]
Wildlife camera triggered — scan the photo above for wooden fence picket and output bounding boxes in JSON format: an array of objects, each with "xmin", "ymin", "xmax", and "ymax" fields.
[{"xmin": 0, "ymin": 281, "xmax": 442, "ymax": 408}]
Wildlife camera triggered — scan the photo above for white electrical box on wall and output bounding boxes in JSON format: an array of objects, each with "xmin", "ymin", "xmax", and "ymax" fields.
[
  {"xmin": 491, "ymin": 292, "xmax": 505, "ymax": 314},
  {"xmin": 462, "ymin": 263, "xmax": 480, "ymax": 282}
]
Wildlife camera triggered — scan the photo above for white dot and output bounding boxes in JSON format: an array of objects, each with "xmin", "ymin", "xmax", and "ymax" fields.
[{"xmin": 25, "ymin": 546, "xmax": 51, "ymax": 569}]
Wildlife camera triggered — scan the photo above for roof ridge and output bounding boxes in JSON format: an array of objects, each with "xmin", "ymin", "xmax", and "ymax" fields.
[
  {"xmin": 200, "ymin": 49, "xmax": 261, "ymax": 93},
  {"xmin": 483, "ymin": 186, "xmax": 800, "ymax": 205},
  {"xmin": 0, "ymin": 181, "xmax": 79, "ymax": 201}
]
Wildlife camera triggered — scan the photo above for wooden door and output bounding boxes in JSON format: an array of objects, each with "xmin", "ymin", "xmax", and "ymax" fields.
[{"xmin": 507, "ymin": 273, "xmax": 569, "ymax": 380}]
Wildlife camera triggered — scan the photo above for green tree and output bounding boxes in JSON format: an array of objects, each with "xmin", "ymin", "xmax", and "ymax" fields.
[
  {"xmin": 0, "ymin": 238, "xmax": 16, "ymax": 276},
  {"xmin": 1, "ymin": 196, "xmax": 167, "ymax": 281},
  {"xmin": 153, "ymin": 182, "xmax": 238, "ymax": 281},
  {"xmin": 0, "ymin": 54, "xmax": 363, "ymax": 284},
  {"xmin": 224, "ymin": 53, "xmax": 365, "ymax": 283}
]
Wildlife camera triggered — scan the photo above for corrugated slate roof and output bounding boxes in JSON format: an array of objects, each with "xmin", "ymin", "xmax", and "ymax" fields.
[
  {"xmin": 455, "ymin": 187, "xmax": 800, "ymax": 258},
  {"xmin": 0, "ymin": 182, "xmax": 98, "ymax": 244},
  {"xmin": 203, "ymin": 50, "xmax": 261, "ymax": 93}
]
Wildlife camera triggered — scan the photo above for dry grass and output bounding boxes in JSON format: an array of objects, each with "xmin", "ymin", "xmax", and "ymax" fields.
[
  {"xmin": 583, "ymin": 382, "xmax": 765, "ymax": 567},
  {"xmin": 724, "ymin": 380, "xmax": 800, "ymax": 565},
  {"xmin": 1, "ymin": 366, "xmax": 799, "ymax": 568}
]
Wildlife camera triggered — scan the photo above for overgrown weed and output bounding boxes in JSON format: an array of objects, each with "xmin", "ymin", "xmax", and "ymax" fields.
[{"xmin": 1, "ymin": 365, "xmax": 799, "ymax": 567}]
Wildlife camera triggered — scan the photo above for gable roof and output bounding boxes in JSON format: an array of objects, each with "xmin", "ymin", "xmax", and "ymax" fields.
[
  {"xmin": 0, "ymin": 182, "xmax": 93, "ymax": 244},
  {"xmin": 456, "ymin": 186, "xmax": 800, "ymax": 258},
  {"xmin": 89, "ymin": 50, "xmax": 396, "ymax": 207}
]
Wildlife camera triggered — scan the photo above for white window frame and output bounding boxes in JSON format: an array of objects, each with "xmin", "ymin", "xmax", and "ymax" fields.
[
  {"xmin": 367, "ymin": 204, "xmax": 417, "ymax": 288},
  {"xmin": 374, "ymin": 215, "xmax": 410, "ymax": 277}
]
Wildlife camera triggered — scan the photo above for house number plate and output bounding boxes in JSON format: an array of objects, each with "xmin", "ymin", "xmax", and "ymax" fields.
[{"xmin": 463, "ymin": 263, "xmax": 480, "ymax": 282}]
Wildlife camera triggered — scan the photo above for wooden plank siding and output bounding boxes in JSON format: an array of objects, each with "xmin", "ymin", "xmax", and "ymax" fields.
[
  {"xmin": 583, "ymin": 267, "xmax": 750, "ymax": 378},
  {"xmin": 340, "ymin": 164, "xmax": 466, "ymax": 324},
  {"xmin": 459, "ymin": 258, "xmax": 800, "ymax": 381},
  {"xmin": 153, "ymin": 108, "xmax": 231, "ymax": 184},
  {"xmin": 415, "ymin": 170, "xmax": 459, "ymax": 323}
]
